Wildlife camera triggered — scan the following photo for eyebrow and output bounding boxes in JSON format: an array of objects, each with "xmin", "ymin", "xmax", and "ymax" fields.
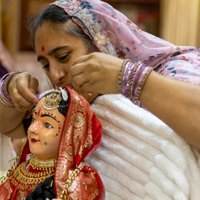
[
  {"xmin": 41, "ymin": 114, "xmax": 57, "ymax": 122},
  {"xmin": 37, "ymin": 46, "xmax": 69, "ymax": 62}
]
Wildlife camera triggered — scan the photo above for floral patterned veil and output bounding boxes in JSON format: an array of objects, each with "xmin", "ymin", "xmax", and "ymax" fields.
[{"xmin": 52, "ymin": 0, "xmax": 200, "ymax": 69}]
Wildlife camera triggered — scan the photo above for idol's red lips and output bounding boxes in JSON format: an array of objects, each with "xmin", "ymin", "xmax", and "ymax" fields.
[{"xmin": 31, "ymin": 138, "xmax": 39, "ymax": 143}]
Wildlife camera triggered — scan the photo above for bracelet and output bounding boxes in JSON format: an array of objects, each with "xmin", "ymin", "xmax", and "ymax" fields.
[
  {"xmin": 133, "ymin": 66, "xmax": 153, "ymax": 103},
  {"xmin": 131, "ymin": 64, "xmax": 145, "ymax": 98},
  {"xmin": 126, "ymin": 62, "xmax": 142, "ymax": 99},
  {"xmin": 122, "ymin": 61, "xmax": 132, "ymax": 96},
  {"xmin": 118, "ymin": 59, "xmax": 130, "ymax": 93},
  {"xmin": 0, "ymin": 71, "xmax": 22, "ymax": 107},
  {"xmin": 0, "ymin": 73, "xmax": 13, "ymax": 102}
]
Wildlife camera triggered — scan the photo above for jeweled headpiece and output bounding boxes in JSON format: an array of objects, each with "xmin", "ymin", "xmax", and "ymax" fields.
[
  {"xmin": 43, "ymin": 90, "xmax": 62, "ymax": 110},
  {"xmin": 40, "ymin": 87, "xmax": 68, "ymax": 110}
]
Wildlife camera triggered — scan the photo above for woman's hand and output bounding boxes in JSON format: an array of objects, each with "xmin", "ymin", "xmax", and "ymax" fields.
[
  {"xmin": 8, "ymin": 72, "xmax": 39, "ymax": 112},
  {"xmin": 69, "ymin": 52, "xmax": 124, "ymax": 94}
]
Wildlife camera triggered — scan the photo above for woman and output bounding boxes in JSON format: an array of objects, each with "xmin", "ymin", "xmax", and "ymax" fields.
[
  {"xmin": 0, "ymin": 0, "xmax": 200, "ymax": 199},
  {"xmin": 0, "ymin": 86, "xmax": 105, "ymax": 200}
]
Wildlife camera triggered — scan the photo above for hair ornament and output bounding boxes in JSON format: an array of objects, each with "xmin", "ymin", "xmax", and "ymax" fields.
[
  {"xmin": 39, "ymin": 89, "xmax": 54, "ymax": 100},
  {"xmin": 60, "ymin": 87, "xmax": 68, "ymax": 101},
  {"xmin": 43, "ymin": 90, "xmax": 62, "ymax": 110}
]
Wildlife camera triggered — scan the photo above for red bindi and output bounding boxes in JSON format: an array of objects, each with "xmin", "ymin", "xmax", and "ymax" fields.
[{"xmin": 42, "ymin": 46, "xmax": 45, "ymax": 51}]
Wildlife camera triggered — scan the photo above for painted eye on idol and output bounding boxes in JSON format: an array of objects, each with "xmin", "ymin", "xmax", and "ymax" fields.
[{"xmin": 43, "ymin": 122, "xmax": 54, "ymax": 129}]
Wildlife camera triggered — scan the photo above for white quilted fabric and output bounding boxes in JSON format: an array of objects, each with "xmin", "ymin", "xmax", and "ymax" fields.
[{"xmin": 86, "ymin": 94, "xmax": 200, "ymax": 200}]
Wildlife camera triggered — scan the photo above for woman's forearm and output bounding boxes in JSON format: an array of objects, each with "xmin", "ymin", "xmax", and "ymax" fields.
[
  {"xmin": 140, "ymin": 71, "xmax": 200, "ymax": 150},
  {"xmin": 3, "ymin": 122, "xmax": 26, "ymax": 139},
  {"xmin": 0, "ymin": 103, "xmax": 25, "ymax": 135}
]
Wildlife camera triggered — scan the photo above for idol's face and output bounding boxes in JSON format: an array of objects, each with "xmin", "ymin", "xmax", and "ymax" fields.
[
  {"xmin": 28, "ymin": 98, "xmax": 65, "ymax": 160},
  {"xmin": 34, "ymin": 21, "xmax": 99, "ymax": 103}
]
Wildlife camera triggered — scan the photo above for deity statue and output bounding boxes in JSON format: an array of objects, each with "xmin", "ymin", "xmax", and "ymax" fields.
[{"xmin": 0, "ymin": 87, "xmax": 105, "ymax": 200}]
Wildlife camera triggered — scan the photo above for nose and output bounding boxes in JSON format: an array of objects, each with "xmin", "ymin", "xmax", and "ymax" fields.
[
  {"xmin": 28, "ymin": 122, "xmax": 39, "ymax": 135},
  {"xmin": 48, "ymin": 67, "xmax": 67, "ymax": 86}
]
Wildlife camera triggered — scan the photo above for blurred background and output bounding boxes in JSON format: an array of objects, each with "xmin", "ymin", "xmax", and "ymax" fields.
[
  {"xmin": 0, "ymin": 0, "xmax": 200, "ymax": 155},
  {"xmin": 0, "ymin": 0, "xmax": 200, "ymax": 94}
]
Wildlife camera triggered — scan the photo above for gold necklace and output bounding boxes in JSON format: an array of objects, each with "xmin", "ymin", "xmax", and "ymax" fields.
[
  {"xmin": 30, "ymin": 156, "xmax": 57, "ymax": 170},
  {"xmin": 9, "ymin": 156, "xmax": 56, "ymax": 191}
]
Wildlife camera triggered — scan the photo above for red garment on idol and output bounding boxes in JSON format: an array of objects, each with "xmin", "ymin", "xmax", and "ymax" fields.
[{"xmin": 0, "ymin": 87, "xmax": 105, "ymax": 200}]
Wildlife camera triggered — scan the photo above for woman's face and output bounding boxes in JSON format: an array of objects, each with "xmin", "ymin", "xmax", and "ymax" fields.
[
  {"xmin": 28, "ymin": 97, "xmax": 65, "ymax": 160},
  {"xmin": 34, "ymin": 21, "xmax": 99, "ymax": 103}
]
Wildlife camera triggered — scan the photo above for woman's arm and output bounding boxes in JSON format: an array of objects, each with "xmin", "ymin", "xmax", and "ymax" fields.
[
  {"xmin": 140, "ymin": 71, "xmax": 200, "ymax": 150},
  {"xmin": 0, "ymin": 72, "xmax": 38, "ymax": 138},
  {"xmin": 70, "ymin": 53, "xmax": 200, "ymax": 150},
  {"xmin": 0, "ymin": 105, "xmax": 25, "ymax": 135},
  {"xmin": 3, "ymin": 122, "xmax": 26, "ymax": 139}
]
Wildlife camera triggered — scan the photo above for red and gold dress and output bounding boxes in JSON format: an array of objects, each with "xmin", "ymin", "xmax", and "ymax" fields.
[{"xmin": 0, "ymin": 87, "xmax": 105, "ymax": 200}]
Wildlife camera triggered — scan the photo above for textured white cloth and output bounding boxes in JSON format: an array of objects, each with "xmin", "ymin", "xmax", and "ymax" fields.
[
  {"xmin": 0, "ymin": 134, "xmax": 16, "ymax": 175},
  {"xmin": 86, "ymin": 94, "xmax": 200, "ymax": 200}
]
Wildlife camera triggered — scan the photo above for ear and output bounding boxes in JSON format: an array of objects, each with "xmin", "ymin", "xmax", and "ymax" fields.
[{"xmin": 106, "ymin": 30, "xmax": 116, "ymax": 47}]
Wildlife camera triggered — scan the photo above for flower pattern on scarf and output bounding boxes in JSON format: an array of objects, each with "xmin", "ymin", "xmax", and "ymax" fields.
[{"xmin": 53, "ymin": 0, "xmax": 200, "ymax": 85}]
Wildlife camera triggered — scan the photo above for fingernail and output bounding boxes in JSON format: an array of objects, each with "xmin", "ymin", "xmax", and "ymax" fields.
[{"xmin": 33, "ymin": 99, "xmax": 39, "ymax": 105}]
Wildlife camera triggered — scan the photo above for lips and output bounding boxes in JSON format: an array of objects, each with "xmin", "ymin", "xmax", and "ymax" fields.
[{"xmin": 31, "ymin": 138, "xmax": 39, "ymax": 143}]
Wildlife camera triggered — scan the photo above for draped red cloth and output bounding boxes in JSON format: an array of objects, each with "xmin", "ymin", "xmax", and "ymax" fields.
[{"xmin": 0, "ymin": 87, "xmax": 105, "ymax": 200}]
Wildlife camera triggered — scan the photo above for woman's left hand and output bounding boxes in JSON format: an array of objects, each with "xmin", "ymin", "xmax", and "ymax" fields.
[{"xmin": 69, "ymin": 52, "xmax": 123, "ymax": 94}]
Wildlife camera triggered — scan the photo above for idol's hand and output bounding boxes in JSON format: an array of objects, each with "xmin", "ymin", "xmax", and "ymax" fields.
[
  {"xmin": 8, "ymin": 72, "xmax": 39, "ymax": 111},
  {"xmin": 69, "ymin": 52, "xmax": 123, "ymax": 94}
]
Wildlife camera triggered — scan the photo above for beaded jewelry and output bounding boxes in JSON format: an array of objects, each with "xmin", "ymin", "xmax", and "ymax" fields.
[
  {"xmin": 59, "ymin": 162, "xmax": 84, "ymax": 199},
  {"xmin": 0, "ymin": 154, "xmax": 56, "ymax": 191},
  {"xmin": 30, "ymin": 156, "xmax": 57, "ymax": 171},
  {"xmin": 118, "ymin": 59, "xmax": 130, "ymax": 93}
]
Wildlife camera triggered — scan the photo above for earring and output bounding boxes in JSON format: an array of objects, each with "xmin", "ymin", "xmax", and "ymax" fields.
[{"xmin": 34, "ymin": 128, "xmax": 37, "ymax": 131}]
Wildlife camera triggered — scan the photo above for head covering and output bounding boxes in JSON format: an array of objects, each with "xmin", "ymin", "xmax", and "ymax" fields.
[
  {"xmin": 0, "ymin": 87, "xmax": 105, "ymax": 199},
  {"xmin": 52, "ymin": 0, "xmax": 199, "ymax": 68}
]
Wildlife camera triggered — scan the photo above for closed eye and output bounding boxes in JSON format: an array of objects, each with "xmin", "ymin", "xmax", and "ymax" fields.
[
  {"xmin": 58, "ymin": 53, "xmax": 69, "ymax": 61},
  {"xmin": 43, "ymin": 64, "xmax": 49, "ymax": 71}
]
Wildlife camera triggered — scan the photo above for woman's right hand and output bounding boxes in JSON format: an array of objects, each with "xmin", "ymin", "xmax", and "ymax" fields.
[{"xmin": 8, "ymin": 72, "xmax": 39, "ymax": 112}]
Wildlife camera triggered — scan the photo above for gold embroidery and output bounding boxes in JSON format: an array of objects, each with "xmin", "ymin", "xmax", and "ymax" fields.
[
  {"xmin": 88, "ymin": 189, "xmax": 99, "ymax": 200},
  {"xmin": 73, "ymin": 112, "xmax": 85, "ymax": 128}
]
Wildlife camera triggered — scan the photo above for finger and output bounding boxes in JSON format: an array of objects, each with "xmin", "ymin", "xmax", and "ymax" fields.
[
  {"xmin": 72, "ymin": 73, "xmax": 89, "ymax": 89},
  {"xmin": 11, "ymin": 88, "xmax": 34, "ymax": 111},
  {"xmin": 79, "ymin": 81, "xmax": 92, "ymax": 91},
  {"xmin": 16, "ymin": 78, "xmax": 39, "ymax": 104},
  {"xmin": 72, "ymin": 54, "xmax": 90, "ymax": 66},
  {"xmin": 29, "ymin": 77, "xmax": 39, "ymax": 95},
  {"xmin": 70, "ymin": 63, "xmax": 84, "ymax": 80}
]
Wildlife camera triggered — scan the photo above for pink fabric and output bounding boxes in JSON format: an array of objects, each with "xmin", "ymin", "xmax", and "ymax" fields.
[{"xmin": 52, "ymin": 0, "xmax": 200, "ymax": 84}]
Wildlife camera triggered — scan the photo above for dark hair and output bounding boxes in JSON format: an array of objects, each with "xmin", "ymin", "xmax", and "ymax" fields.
[
  {"xmin": 29, "ymin": 5, "xmax": 99, "ymax": 53},
  {"xmin": 42, "ymin": 89, "xmax": 69, "ymax": 117}
]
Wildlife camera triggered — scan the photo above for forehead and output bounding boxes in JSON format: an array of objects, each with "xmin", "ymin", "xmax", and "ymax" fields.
[
  {"xmin": 35, "ymin": 98, "xmax": 45, "ymax": 111},
  {"xmin": 34, "ymin": 21, "xmax": 82, "ymax": 51},
  {"xmin": 34, "ymin": 98, "xmax": 65, "ymax": 121}
]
